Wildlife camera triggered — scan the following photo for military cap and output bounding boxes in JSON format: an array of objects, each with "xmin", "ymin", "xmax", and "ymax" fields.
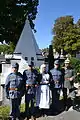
[
  {"xmin": 54, "ymin": 60, "xmax": 59, "ymax": 64},
  {"xmin": 12, "ymin": 62, "xmax": 19, "ymax": 68},
  {"xmin": 64, "ymin": 58, "xmax": 70, "ymax": 64}
]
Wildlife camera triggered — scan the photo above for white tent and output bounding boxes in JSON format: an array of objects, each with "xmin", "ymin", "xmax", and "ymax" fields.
[{"xmin": 14, "ymin": 19, "xmax": 43, "ymax": 67}]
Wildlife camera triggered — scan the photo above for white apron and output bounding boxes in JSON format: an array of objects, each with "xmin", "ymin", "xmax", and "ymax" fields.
[{"xmin": 39, "ymin": 73, "xmax": 50, "ymax": 109}]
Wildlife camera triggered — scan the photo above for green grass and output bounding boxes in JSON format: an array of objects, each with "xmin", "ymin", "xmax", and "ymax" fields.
[
  {"xmin": 0, "ymin": 105, "xmax": 10, "ymax": 120},
  {"xmin": 0, "ymin": 104, "xmax": 25, "ymax": 120}
]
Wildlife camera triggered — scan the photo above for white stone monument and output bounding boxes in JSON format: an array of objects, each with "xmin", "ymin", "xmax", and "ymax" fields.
[{"xmin": 14, "ymin": 19, "xmax": 43, "ymax": 67}]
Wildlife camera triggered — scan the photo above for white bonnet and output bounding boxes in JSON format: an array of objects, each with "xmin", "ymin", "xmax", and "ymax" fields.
[{"xmin": 40, "ymin": 64, "xmax": 46, "ymax": 73}]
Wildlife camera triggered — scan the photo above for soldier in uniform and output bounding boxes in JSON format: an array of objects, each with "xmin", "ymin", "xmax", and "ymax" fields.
[
  {"xmin": 23, "ymin": 63, "xmax": 39, "ymax": 120},
  {"xmin": 62, "ymin": 58, "xmax": 75, "ymax": 111},
  {"xmin": 5, "ymin": 62, "xmax": 24, "ymax": 120},
  {"xmin": 50, "ymin": 60, "xmax": 63, "ymax": 112}
]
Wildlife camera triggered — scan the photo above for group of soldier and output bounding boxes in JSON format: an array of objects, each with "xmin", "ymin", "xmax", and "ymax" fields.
[{"xmin": 5, "ymin": 58, "xmax": 76, "ymax": 120}]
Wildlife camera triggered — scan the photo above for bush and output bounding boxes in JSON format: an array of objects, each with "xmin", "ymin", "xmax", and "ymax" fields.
[
  {"xmin": 70, "ymin": 57, "xmax": 80, "ymax": 72},
  {"xmin": 70, "ymin": 57, "xmax": 80, "ymax": 82},
  {"xmin": 35, "ymin": 67, "xmax": 40, "ymax": 73}
]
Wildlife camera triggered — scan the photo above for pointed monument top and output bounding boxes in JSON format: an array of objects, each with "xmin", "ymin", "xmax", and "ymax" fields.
[{"xmin": 14, "ymin": 19, "xmax": 43, "ymax": 66}]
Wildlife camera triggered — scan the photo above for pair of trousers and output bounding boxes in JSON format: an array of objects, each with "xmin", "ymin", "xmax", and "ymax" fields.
[
  {"xmin": 25, "ymin": 94, "xmax": 35, "ymax": 117},
  {"xmin": 51, "ymin": 88, "xmax": 61, "ymax": 110},
  {"xmin": 63, "ymin": 88, "xmax": 73, "ymax": 107},
  {"xmin": 9, "ymin": 98, "xmax": 20, "ymax": 119}
]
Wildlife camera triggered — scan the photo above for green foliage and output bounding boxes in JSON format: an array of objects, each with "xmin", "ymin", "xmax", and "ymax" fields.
[
  {"xmin": 35, "ymin": 67, "xmax": 40, "ymax": 73},
  {"xmin": 20, "ymin": 103, "xmax": 25, "ymax": 112},
  {"xmin": 0, "ymin": 0, "xmax": 39, "ymax": 46},
  {"xmin": 0, "ymin": 42, "xmax": 15, "ymax": 54},
  {"xmin": 52, "ymin": 15, "xmax": 80, "ymax": 55},
  {"xmin": 70, "ymin": 57, "xmax": 80, "ymax": 82},
  {"xmin": 0, "ymin": 104, "xmax": 25, "ymax": 119},
  {"xmin": 41, "ymin": 47, "xmax": 49, "ymax": 57},
  {"xmin": 0, "ymin": 105, "xmax": 10, "ymax": 120},
  {"xmin": 70, "ymin": 57, "xmax": 80, "ymax": 73}
]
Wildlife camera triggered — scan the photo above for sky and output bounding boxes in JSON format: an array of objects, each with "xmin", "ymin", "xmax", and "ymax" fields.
[{"xmin": 34, "ymin": 0, "xmax": 80, "ymax": 49}]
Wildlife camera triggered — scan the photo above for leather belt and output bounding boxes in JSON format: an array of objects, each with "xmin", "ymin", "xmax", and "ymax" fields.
[{"xmin": 8, "ymin": 88, "xmax": 18, "ymax": 90}]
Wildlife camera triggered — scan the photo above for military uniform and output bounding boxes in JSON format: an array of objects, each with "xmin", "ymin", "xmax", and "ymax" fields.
[
  {"xmin": 23, "ymin": 66, "xmax": 39, "ymax": 120},
  {"xmin": 62, "ymin": 58, "xmax": 75, "ymax": 110},
  {"xmin": 5, "ymin": 63, "xmax": 24, "ymax": 120},
  {"xmin": 50, "ymin": 60, "xmax": 63, "ymax": 110},
  {"xmin": 64, "ymin": 68, "xmax": 74, "ymax": 89}
]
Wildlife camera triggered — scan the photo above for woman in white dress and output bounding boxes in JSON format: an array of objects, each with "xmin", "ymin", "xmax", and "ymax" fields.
[{"xmin": 39, "ymin": 63, "xmax": 51, "ymax": 116}]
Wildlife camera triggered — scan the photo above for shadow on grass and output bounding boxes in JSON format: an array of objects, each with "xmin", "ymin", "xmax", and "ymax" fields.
[{"xmin": 20, "ymin": 98, "xmax": 72, "ymax": 119}]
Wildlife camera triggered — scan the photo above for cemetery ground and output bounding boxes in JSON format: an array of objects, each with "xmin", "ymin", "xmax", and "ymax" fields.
[{"xmin": 0, "ymin": 97, "xmax": 80, "ymax": 120}]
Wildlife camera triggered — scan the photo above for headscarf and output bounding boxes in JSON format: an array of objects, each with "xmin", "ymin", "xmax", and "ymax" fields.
[{"xmin": 40, "ymin": 64, "xmax": 47, "ymax": 74}]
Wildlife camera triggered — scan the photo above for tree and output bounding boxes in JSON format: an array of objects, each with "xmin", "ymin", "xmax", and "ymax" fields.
[
  {"xmin": 52, "ymin": 16, "xmax": 80, "ymax": 55},
  {"xmin": 70, "ymin": 57, "xmax": 80, "ymax": 82},
  {"xmin": 0, "ymin": 42, "xmax": 15, "ymax": 54},
  {"xmin": 41, "ymin": 47, "xmax": 49, "ymax": 57},
  {"xmin": 0, "ymin": 0, "xmax": 39, "ymax": 46}
]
